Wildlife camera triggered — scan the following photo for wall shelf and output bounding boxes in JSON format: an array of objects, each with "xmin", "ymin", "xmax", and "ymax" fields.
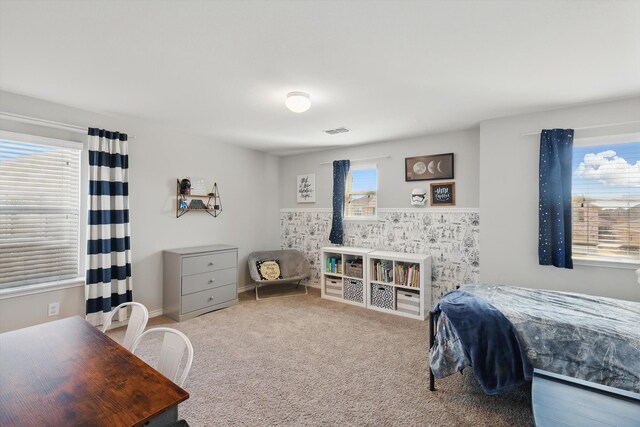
[{"xmin": 176, "ymin": 179, "xmax": 222, "ymax": 218}]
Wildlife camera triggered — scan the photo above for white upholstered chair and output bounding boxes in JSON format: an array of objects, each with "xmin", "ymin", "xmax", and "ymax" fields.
[
  {"xmin": 131, "ymin": 327, "xmax": 194, "ymax": 387},
  {"xmin": 101, "ymin": 302, "xmax": 149, "ymax": 351}
]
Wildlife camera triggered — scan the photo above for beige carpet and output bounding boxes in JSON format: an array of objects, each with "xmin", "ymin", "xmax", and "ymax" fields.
[{"xmin": 109, "ymin": 287, "xmax": 532, "ymax": 426}]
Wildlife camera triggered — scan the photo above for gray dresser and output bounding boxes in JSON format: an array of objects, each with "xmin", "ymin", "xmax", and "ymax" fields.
[{"xmin": 163, "ymin": 244, "xmax": 238, "ymax": 321}]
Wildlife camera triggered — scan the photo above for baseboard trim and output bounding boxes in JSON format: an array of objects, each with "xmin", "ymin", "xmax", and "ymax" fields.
[
  {"xmin": 148, "ymin": 308, "xmax": 163, "ymax": 318},
  {"xmin": 237, "ymin": 283, "xmax": 256, "ymax": 293}
]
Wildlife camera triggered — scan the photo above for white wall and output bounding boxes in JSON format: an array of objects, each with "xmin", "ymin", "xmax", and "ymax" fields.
[
  {"xmin": 0, "ymin": 91, "xmax": 281, "ymax": 332},
  {"xmin": 479, "ymin": 96, "xmax": 640, "ymax": 302},
  {"xmin": 277, "ymin": 128, "xmax": 480, "ymax": 299},
  {"xmin": 279, "ymin": 128, "xmax": 480, "ymax": 209},
  {"xmin": 2, "ymin": 89, "xmax": 638, "ymax": 333}
]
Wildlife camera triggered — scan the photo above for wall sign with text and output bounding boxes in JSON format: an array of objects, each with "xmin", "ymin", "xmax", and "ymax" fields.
[
  {"xmin": 296, "ymin": 173, "xmax": 316, "ymax": 203},
  {"xmin": 430, "ymin": 182, "xmax": 455, "ymax": 206}
]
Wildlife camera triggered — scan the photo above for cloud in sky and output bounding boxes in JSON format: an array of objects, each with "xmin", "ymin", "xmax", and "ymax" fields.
[{"xmin": 575, "ymin": 150, "xmax": 640, "ymax": 187}]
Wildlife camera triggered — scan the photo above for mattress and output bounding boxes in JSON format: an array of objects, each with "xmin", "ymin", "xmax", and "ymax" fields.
[{"xmin": 429, "ymin": 284, "xmax": 640, "ymax": 393}]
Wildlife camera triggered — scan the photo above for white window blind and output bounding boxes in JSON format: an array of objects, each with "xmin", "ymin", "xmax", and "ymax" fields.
[
  {"xmin": 572, "ymin": 136, "xmax": 640, "ymax": 263},
  {"xmin": 0, "ymin": 137, "xmax": 81, "ymax": 288},
  {"xmin": 345, "ymin": 165, "xmax": 378, "ymax": 218}
]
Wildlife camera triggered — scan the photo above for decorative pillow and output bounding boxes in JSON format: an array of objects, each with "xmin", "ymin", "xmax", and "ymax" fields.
[{"xmin": 256, "ymin": 260, "xmax": 283, "ymax": 281}]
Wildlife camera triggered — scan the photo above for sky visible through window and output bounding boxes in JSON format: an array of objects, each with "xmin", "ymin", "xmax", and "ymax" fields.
[
  {"xmin": 0, "ymin": 140, "xmax": 53, "ymax": 163},
  {"xmin": 350, "ymin": 168, "xmax": 377, "ymax": 192},
  {"xmin": 573, "ymin": 142, "xmax": 640, "ymax": 200}
]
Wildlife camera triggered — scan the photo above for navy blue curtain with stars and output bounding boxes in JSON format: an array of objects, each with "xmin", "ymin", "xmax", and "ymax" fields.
[
  {"xmin": 329, "ymin": 160, "xmax": 350, "ymax": 245},
  {"xmin": 539, "ymin": 128, "xmax": 574, "ymax": 269}
]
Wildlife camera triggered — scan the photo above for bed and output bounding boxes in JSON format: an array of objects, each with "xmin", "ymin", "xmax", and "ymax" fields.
[{"xmin": 428, "ymin": 284, "xmax": 640, "ymax": 395}]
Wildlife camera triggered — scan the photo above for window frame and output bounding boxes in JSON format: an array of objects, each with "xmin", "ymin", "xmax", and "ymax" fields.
[
  {"xmin": 0, "ymin": 130, "xmax": 87, "ymax": 292},
  {"xmin": 344, "ymin": 163, "xmax": 378, "ymax": 221},
  {"xmin": 571, "ymin": 132, "xmax": 640, "ymax": 268}
]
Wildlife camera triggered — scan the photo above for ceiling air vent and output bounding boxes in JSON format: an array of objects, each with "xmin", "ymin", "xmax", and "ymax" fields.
[{"xmin": 323, "ymin": 127, "xmax": 350, "ymax": 135}]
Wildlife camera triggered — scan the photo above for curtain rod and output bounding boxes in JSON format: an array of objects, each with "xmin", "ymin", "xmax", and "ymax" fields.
[
  {"xmin": 521, "ymin": 120, "xmax": 640, "ymax": 137},
  {"xmin": 320, "ymin": 154, "xmax": 390, "ymax": 165},
  {"xmin": 0, "ymin": 111, "xmax": 136, "ymax": 139}
]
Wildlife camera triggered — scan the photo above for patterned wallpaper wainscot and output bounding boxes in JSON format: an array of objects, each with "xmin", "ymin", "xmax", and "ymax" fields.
[{"xmin": 280, "ymin": 208, "xmax": 480, "ymax": 302}]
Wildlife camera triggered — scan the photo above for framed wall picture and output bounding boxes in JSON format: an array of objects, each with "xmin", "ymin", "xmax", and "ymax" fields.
[
  {"xmin": 405, "ymin": 153, "xmax": 454, "ymax": 181},
  {"xmin": 296, "ymin": 173, "xmax": 316, "ymax": 203},
  {"xmin": 430, "ymin": 182, "xmax": 455, "ymax": 206}
]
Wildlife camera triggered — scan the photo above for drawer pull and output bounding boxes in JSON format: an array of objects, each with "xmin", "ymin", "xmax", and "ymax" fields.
[
  {"xmin": 208, "ymin": 262, "xmax": 215, "ymax": 266},
  {"xmin": 208, "ymin": 296, "xmax": 214, "ymax": 301},
  {"xmin": 208, "ymin": 279, "xmax": 216, "ymax": 283}
]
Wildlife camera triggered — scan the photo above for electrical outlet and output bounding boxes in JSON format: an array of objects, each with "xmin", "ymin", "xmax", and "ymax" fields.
[{"xmin": 48, "ymin": 302, "xmax": 60, "ymax": 317}]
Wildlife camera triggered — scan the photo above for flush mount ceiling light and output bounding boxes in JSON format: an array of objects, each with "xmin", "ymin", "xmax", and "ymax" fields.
[{"xmin": 285, "ymin": 91, "xmax": 311, "ymax": 113}]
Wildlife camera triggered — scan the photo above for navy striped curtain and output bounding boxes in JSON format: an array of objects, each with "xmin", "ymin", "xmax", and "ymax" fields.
[
  {"xmin": 539, "ymin": 128, "xmax": 574, "ymax": 269},
  {"xmin": 329, "ymin": 160, "xmax": 350, "ymax": 245},
  {"xmin": 85, "ymin": 128, "xmax": 133, "ymax": 326}
]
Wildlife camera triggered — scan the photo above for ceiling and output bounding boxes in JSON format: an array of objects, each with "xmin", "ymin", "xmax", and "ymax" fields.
[{"xmin": 0, "ymin": 1, "xmax": 639, "ymax": 155}]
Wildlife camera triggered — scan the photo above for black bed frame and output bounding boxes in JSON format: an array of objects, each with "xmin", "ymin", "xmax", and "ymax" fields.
[{"xmin": 429, "ymin": 311, "xmax": 436, "ymax": 391}]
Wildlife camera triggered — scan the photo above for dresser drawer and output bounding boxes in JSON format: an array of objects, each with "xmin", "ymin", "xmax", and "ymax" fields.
[
  {"xmin": 182, "ymin": 250, "xmax": 236, "ymax": 276},
  {"xmin": 181, "ymin": 283, "xmax": 237, "ymax": 314},
  {"xmin": 182, "ymin": 267, "xmax": 237, "ymax": 295}
]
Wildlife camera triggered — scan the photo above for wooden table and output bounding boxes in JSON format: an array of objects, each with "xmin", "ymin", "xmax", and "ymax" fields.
[{"xmin": 0, "ymin": 316, "xmax": 189, "ymax": 427}]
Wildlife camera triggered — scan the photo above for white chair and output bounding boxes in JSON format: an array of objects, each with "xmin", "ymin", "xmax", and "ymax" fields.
[
  {"xmin": 131, "ymin": 327, "xmax": 194, "ymax": 387},
  {"xmin": 101, "ymin": 302, "xmax": 149, "ymax": 351}
]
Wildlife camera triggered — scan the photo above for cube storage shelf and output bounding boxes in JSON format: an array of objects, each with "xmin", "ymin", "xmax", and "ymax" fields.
[
  {"xmin": 368, "ymin": 250, "xmax": 431, "ymax": 320},
  {"xmin": 321, "ymin": 247, "xmax": 431, "ymax": 320},
  {"xmin": 321, "ymin": 247, "xmax": 372, "ymax": 308}
]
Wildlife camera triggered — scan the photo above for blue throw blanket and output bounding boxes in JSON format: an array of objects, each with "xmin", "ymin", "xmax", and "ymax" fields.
[{"xmin": 433, "ymin": 290, "xmax": 532, "ymax": 395}]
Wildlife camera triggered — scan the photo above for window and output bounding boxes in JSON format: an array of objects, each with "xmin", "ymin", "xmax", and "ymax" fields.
[
  {"xmin": 572, "ymin": 134, "xmax": 640, "ymax": 264},
  {"xmin": 0, "ymin": 132, "xmax": 82, "ymax": 288},
  {"xmin": 345, "ymin": 165, "xmax": 378, "ymax": 219}
]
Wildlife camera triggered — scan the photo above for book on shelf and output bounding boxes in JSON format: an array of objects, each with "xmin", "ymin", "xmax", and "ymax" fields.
[
  {"xmin": 394, "ymin": 264, "xmax": 420, "ymax": 287},
  {"xmin": 325, "ymin": 256, "xmax": 343, "ymax": 274},
  {"xmin": 373, "ymin": 259, "xmax": 393, "ymax": 283}
]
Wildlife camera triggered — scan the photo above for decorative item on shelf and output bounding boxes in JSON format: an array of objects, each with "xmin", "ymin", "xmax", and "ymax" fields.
[
  {"xmin": 410, "ymin": 188, "xmax": 427, "ymax": 206},
  {"xmin": 188, "ymin": 199, "xmax": 207, "ymax": 209},
  {"xmin": 179, "ymin": 195, "xmax": 187, "ymax": 209},
  {"xmin": 189, "ymin": 176, "xmax": 206, "ymax": 195},
  {"xmin": 179, "ymin": 178, "xmax": 191, "ymax": 195},
  {"xmin": 405, "ymin": 153, "xmax": 454, "ymax": 181}
]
